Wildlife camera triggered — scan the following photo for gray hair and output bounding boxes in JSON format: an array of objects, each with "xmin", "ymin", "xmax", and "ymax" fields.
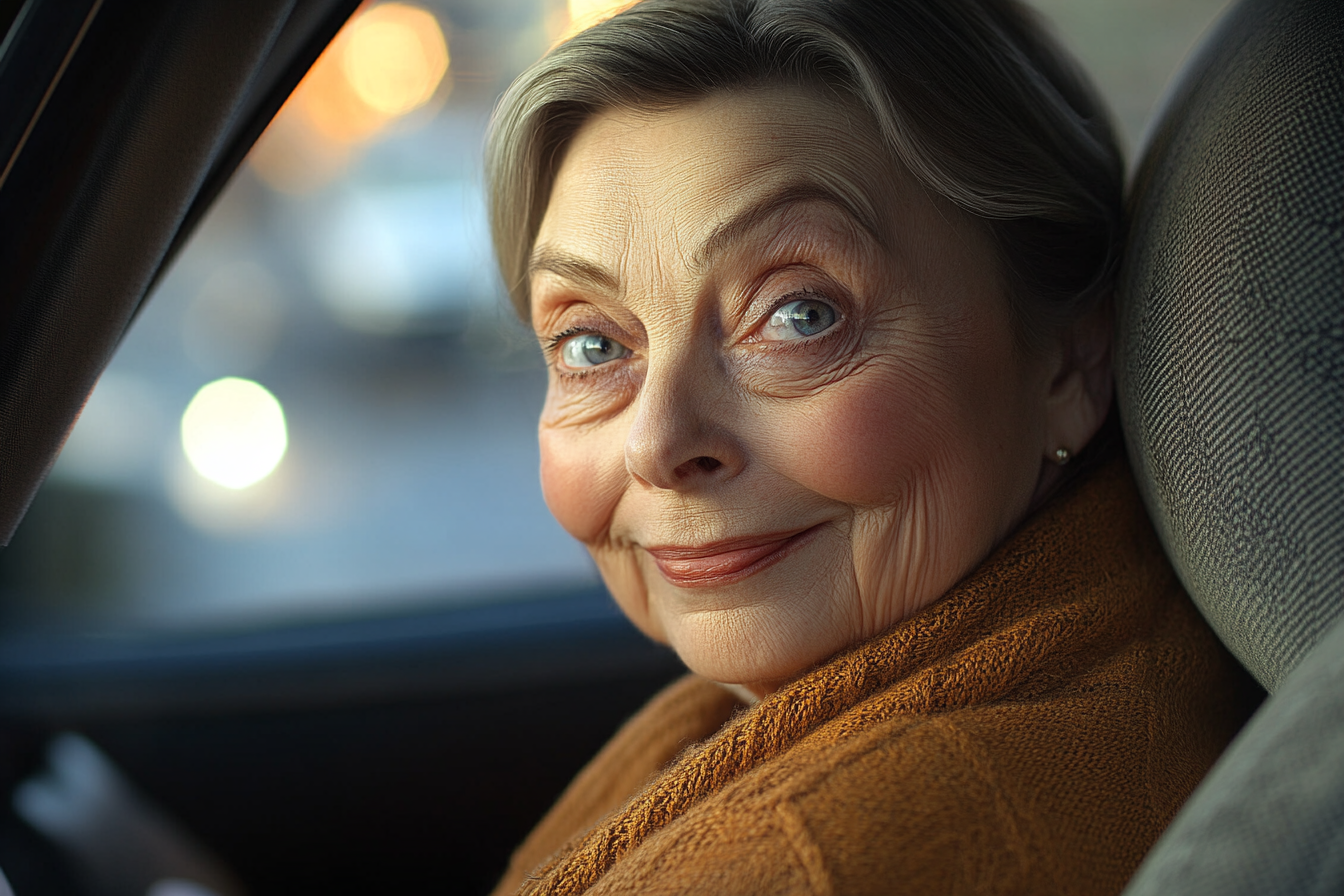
[{"xmin": 485, "ymin": 0, "xmax": 1123, "ymax": 349}]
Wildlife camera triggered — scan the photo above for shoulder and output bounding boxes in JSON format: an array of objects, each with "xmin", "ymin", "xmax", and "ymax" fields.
[
  {"xmin": 590, "ymin": 622, "xmax": 1256, "ymax": 896},
  {"xmin": 584, "ymin": 713, "xmax": 1026, "ymax": 896}
]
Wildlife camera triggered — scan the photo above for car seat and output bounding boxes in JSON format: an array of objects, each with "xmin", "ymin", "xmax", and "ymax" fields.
[{"xmin": 1114, "ymin": 0, "xmax": 1344, "ymax": 891}]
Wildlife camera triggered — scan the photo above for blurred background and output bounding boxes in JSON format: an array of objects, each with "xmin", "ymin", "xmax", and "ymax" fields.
[{"xmin": 0, "ymin": 0, "xmax": 1230, "ymax": 633}]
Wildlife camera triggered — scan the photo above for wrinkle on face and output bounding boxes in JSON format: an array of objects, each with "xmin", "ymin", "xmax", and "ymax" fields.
[{"xmin": 529, "ymin": 87, "xmax": 1055, "ymax": 695}]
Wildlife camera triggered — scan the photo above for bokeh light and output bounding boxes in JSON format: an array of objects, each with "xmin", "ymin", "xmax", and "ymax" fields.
[
  {"xmin": 248, "ymin": 2, "xmax": 449, "ymax": 193},
  {"xmin": 343, "ymin": 4, "xmax": 448, "ymax": 116},
  {"xmin": 181, "ymin": 378, "xmax": 289, "ymax": 490},
  {"xmin": 561, "ymin": 0, "xmax": 633, "ymax": 39}
]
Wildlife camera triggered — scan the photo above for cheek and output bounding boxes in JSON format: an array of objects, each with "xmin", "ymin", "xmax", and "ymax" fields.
[
  {"xmin": 773, "ymin": 366, "xmax": 964, "ymax": 506},
  {"xmin": 540, "ymin": 417, "xmax": 664, "ymax": 643},
  {"xmin": 538, "ymin": 422, "xmax": 628, "ymax": 545},
  {"xmin": 770, "ymin": 331, "xmax": 1043, "ymax": 539}
]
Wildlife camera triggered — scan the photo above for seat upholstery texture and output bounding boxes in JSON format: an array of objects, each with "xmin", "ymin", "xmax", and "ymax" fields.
[
  {"xmin": 1117, "ymin": 0, "xmax": 1343, "ymax": 892},
  {"xmin": 1116, "ymin": 0, "xmax": 1344, "ymax": 692}
]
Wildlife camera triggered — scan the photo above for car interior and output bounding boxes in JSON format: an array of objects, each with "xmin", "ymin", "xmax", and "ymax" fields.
[{"xmin": 0, "ymin": 0, "xmax": 1338, "ymax": 894}]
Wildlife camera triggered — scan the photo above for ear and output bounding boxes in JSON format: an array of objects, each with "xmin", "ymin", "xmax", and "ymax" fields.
[{"xmin": 1040, "ymin": 295, "xmax": 1114, "ymax": 463}]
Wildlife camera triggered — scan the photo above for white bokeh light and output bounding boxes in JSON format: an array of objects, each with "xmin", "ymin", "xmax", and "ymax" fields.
[
  {"xmin": 181, "ymin": 378, "xmax": 288, "ymax": 489},
  {"xmin": 342, "ymin": 3, "xmax": 448, "ymax": 117}
]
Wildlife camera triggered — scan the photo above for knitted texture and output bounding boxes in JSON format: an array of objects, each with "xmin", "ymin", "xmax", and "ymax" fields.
[
  {"xmin": 497, "ymin": 675, "xmax": 745, "ymax": 886},
  {"xmin": 496, "ymin": 462, "xmax": 1261, "ymax": 896}
]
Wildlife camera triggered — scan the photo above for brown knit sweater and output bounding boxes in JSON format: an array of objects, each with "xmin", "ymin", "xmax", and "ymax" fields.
[{"xmin": 493, "ymin": 462, "xmax": 1261, "ymax": 896}]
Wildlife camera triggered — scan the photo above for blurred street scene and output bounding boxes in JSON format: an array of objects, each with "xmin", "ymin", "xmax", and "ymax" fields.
[{"xmin": 0, "ymin": 0, "xmax": 1229, "ymax": 632}]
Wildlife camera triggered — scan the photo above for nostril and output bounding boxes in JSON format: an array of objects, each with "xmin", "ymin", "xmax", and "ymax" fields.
[{"xmin": 666, "ymin": 455, "xmax": 726, "ymax": 482}]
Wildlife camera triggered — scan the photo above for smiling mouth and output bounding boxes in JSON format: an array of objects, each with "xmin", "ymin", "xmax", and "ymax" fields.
[{"xmin": 643, "ymin": 524, "xmax": 823, "ymax": 588}]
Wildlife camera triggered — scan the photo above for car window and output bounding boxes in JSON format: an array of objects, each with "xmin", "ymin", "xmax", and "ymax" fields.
[{"xmin": 0, "ymin": 0, "xmax": 1230, "ymax": 633}]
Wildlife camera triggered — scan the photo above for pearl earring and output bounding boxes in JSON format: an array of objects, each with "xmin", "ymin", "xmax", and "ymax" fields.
[{"xmin": 1054, "ymin": 447, "xmax": 1071, "ymax": 466}]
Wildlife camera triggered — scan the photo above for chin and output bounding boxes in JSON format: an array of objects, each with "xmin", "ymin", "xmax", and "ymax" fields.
[{"xmin": 658, "ymin": 601, "xmax": 848, "ymax": 695}]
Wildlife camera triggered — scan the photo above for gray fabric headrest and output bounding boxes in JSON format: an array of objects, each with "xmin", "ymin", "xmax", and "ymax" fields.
[{"xmin": 1116, "ymin": 0, "xmax": 1344, "ymax": 692}]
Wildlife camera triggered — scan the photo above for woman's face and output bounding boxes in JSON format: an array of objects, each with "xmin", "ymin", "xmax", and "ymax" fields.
[{"xmin": 529, "ymin": 88, "xmax": 1079, "ymax": 695}]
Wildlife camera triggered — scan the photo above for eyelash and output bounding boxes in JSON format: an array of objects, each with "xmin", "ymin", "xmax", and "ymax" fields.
[
  {"xmin": 546, "ymin": 325, "xmax": 624, "ymax": 380},
  {"xmin": 752, "ymin": 287, "xmax": 845, "ymax": 344},
  {"xmin": 543, "ymin": 285, "xmax": 844, "ymax": 377},
  {"xmin": 545, "ymin": 326, "xmax": 589, "ymax": 354},
  {"xmin": 765, "ymin": 286, "xmax": 825, "ymax": 315}
]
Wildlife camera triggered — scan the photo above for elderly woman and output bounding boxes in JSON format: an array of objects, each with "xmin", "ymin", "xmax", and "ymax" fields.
[{"xmin": 484, "ymin": 1, "xmax": 1260, "ymax": 893}]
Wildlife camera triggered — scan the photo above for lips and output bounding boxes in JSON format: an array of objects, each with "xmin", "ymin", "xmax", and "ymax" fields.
[{"xmin": 643, "ymin": 524, "xmax": 822, "ymax": 588}]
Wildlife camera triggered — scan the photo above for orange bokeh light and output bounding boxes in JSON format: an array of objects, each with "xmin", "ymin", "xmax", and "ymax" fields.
[
  {"xmin": 557, "ymin": 0, "xmax": 636, "ymax": 41},
  {"xmin": 249, "ymin": 2, "xmax": 449, "ymax": 193}
]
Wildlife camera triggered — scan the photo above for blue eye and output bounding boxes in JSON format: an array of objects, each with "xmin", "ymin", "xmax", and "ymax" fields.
[
  {"xmin": 560, "ymin": 332, "xmax": 630, "ymax": 368},
  {"xmin": 762, "ymin": 297, "xmax": 837, "ymax": 341}
]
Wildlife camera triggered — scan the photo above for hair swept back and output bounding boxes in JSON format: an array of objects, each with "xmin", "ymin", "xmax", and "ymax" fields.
[{"xmin": 485, "ymin": 0, "xmax": 1123, "ymax": 349}]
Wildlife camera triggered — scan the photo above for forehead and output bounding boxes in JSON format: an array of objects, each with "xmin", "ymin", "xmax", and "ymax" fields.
[{"xmin": 534, "ymin": 87, "xmax": 898, "ymax": 265}]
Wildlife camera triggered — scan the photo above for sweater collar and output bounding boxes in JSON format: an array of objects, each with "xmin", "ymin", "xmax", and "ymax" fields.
[{"xmin": 521, "ymin": 459, "xmax": 1162, "ymax": 896}]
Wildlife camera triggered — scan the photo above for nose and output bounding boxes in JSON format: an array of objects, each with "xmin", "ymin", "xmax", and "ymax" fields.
[{"xmin": 624, "ymin": 356, "xmax": 745, "ymax": 491}]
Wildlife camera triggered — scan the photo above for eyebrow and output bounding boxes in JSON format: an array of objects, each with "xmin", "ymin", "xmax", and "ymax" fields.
[
  {"xmin": 527, "ymin": 248, "xmax": 620, "ymax": 292},
  {"xmin": 526, "ymin": 181, "xmax": 882, "ymax": 291},
  {"xmin": 692, "ymin": 181, "xmax": 883, "ymax": 270}
]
